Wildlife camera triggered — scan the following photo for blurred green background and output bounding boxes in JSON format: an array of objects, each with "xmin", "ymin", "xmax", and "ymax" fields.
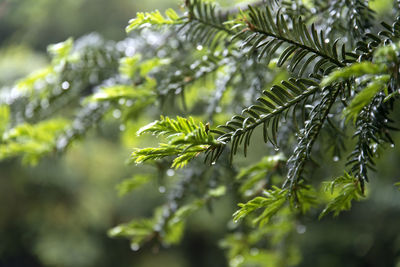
[{"xmin": 1, "ymin": 0, "xmax": 400, "ymax": 267}]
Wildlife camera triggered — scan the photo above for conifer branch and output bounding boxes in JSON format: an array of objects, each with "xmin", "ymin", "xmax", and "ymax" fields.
[
  {"xmin": 284, "ymin": 85, "xmax": 341, "ymax": 191},
  {"xmin": 209, "ymin": 78, "xmax": 319, "ymax": 162}
]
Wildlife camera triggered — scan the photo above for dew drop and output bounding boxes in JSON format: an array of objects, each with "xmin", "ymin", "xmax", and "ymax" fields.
[
  {"xmin": 130, "ymin": 243, "xmax": 140, "ymax": 251},
  {"xmin": 371, "ymin": 143, "xmax": 378, "ymax": 153},
  {"xmin": 61, "ymin": 81, "xmax": 70, "ymax": 90},
  {"xmin": 166, "ymin": 169, "xmax": 175, "ymax": 177},
  {"xmin": 113, "ymin": 109, "xmax": 121, "ymax": 119},
  {"xmin": 158, "ymin": 186, "xmax": 166, "ymax": 193},
  {"xmin": 333, "ymin": 156, "xmax": 340, "ymax": 162},
  {"xmin": 119, "ymin": 124, "xmax": 126, "ymax": 131},
  {"xmin": 274, "ymin": 147, "xmax": 280, "ymax": 152},
  {"xmin": 391, "ymin": 143, "xmax": 395, "ymax": 148},
  {"xmin": 126, "ymin": 100, "xmax": 133, "ymax": 107},
  {"xmin": 56, "ymin": 137, "xmax": 68, "ymax": 150},
  {"xmin": 118, "ymin": 98, "xmax": 126, "ymax": 105},
  {"xmin": 196, "ymin": 45, "xmax": 203, "ymax": 51},
  {"xmin": 296, "ymin": 224, "xmax": 307, "ymax": 234},
  {"xmin": 211, "ymin": 161, "xmax": 216, "ymax": 165},
  {"xmin": 190, "ymin": 63, "xmax": 196, "ymax": 70}
]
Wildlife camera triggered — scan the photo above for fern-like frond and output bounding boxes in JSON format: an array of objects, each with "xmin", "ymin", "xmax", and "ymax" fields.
[
  {"xmin": 108, "ymin": 218, "xmax": 155, "ymax": 250},
  {"xmin": 233, "ymin": 186, "xmax": 288, "ymax": 227},
  {"xmin": 209, "ymin": 78, "xmax": 319, "ymax": 161},
  {"xmin": 178, "ymin": 0, "xmax": 240, "ymax": 49},
  {"xmin": 233, "ymin": 183, "xmax": 317, "ymax": 226},
  {"xmin": 284, "ymin": 85, "xmax": 341, "ymax": 191},
  {"xmin": 233, "ymin": 5, "xmax": 346, "ymax": 75},
  {"xmin": 1, "ymin": 34, "xmax": 121, "ymax": 124},
  {"xmin": 321, "ymin": 60, "xmax": 390, "ymax": 122},
  {"xmin": 319, "ymin": 172, "xmax": 364, "ymax": 219},
  {"xmin": 343, "ymin": 75, "xmax": 390, "ymax": 122},
  {"xmin": 0, "ymin": 118, "xmax": 69, "ymax": 165},
  {"xmin": 131, "ymin": 116, "xmax": 218, "ymax": 168},
  {"xmin": 319, "ymin": 0, "xmax": 375, "ymax": 40},
  {"xmin": 157, "ymin": 52, "xmax": 223, "ymax": 98},
  {"xmin": 346, "ymin": 92, "xmax": 396, "ymax": 192},
  {"xmin": 126, "ymin": 0, "xmax": 236, "ymax": 49},
  {"xmin": 126, "ymin": 9, "xmax": 182, "ymax": 32},
  {"xmin": 324, "ymin": 41, "xmax": 400, "ymax": 192},
  {"xmin": 346, "ymin": 16, "xmax": 400, "ymax": 62}
]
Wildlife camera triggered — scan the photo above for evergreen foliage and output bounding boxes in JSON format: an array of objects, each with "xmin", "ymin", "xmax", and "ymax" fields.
[{"xmin": 1, "ymin": 0, "xmax": 400, "ymax": 266}]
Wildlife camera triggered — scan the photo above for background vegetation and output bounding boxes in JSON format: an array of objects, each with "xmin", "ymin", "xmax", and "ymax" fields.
[{"xmin": 1, "ymin": 1, "xmax": 400, "ymax": 267}]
